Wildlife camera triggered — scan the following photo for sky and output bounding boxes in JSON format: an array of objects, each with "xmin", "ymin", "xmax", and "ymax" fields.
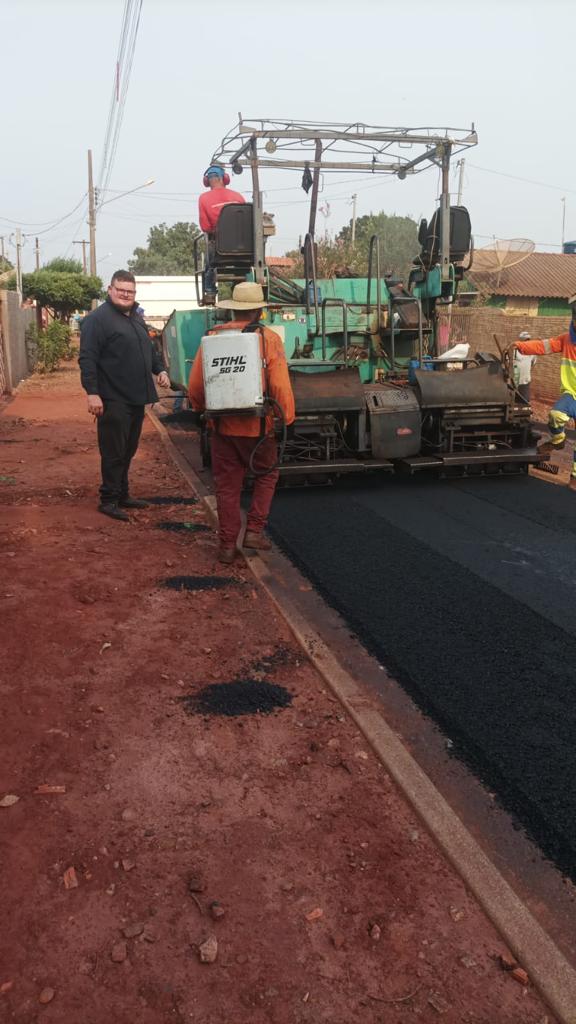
[{"xmin": 2, "ymin": 0, "xmax": 576, "ymax": 279}]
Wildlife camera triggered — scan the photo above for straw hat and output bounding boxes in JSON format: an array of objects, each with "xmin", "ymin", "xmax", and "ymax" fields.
[{"xmin": 217, "ymin": 282, "xmax": 267, "ymax": 310}]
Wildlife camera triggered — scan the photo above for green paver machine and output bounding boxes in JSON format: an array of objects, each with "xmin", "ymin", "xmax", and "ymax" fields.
[{"xmin": 163, "ymin": 117, "xmax": 539, "ymax": 479}]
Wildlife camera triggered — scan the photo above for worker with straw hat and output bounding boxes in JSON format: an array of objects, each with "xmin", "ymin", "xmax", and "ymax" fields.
[{"xmin": 188, "ymin": 282, "xmax": 295, "ymax": 561}]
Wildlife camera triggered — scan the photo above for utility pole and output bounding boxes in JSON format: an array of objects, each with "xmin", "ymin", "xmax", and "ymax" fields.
[
  {"xmin": 15, "ymin": 229, "xmax": 23, "ymax": 296},
  {"xmin": 35, "ymin": 236, "xmax": 43, "ymax": 332},
  {"xmin": 351, "ymin": 194, "xmax": 357, "ymax": 247},
  {"xmin": 73, "ymin": 239, "xmax": 88, "ymax": 273},
  {"xmin": 88, "ymin": 149, "xmax": 97, "ymax": 276},
  {"xmin": 0, "ymin": 236, "xmax": 5, "ymax": 261},
  {"xmin": 456, "ymin": 158, "xmax": 465, "ymax": 205},
  {"xmin": 561, "ymin": 197, "xmax": 566, "ymax": 249}
]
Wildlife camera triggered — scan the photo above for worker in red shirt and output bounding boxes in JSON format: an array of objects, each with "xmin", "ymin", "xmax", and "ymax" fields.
[
  {"xmin": 198, "ymin": 164, "xmax": 245, "ymax": 303},
  {"xmin": 188, "ymin": 282, "xmax": 295, "ymax": 563}
]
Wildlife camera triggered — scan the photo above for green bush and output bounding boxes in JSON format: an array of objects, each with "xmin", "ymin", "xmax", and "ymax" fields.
[
  {"xmin": 26, "ymin": 322, "xmax": 73, "ymax": 374},
  {"xmin": 25, "ymin": 324, "xmax": 40, "ymax": 370}
]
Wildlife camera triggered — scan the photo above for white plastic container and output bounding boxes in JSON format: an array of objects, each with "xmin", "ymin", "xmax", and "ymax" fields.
[{"xmin": 202, "ymin": 332, "xmax": 264, "ymax": 415}]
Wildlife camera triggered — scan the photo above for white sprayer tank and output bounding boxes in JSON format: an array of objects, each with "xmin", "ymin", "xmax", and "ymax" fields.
[{"xmin": 201, "ymin": 332, "xmax": 264, "ymax": 415}]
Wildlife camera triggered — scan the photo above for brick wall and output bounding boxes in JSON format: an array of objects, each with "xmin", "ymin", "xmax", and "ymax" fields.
[{"xmin": 440, "ymin": 307, "xmax": 568, "ymax": 404}]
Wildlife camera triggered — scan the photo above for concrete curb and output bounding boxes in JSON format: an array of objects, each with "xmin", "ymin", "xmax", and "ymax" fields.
[{"xmin": 148, "ymin": 408, "xmax": 576, "ymax": 1024}]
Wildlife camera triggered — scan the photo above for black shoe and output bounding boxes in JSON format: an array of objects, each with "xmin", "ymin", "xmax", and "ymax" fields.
[
  {"xmin": 118, "ymin": 497, "xmax": 150, "ymax": 509},
  {"xmin": 98, "ymin": 502, "xmax": 130, "ymax": 521}
]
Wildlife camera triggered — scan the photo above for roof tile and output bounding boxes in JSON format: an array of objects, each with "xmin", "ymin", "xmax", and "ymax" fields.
[{"xmin": 469, "ymin": 251, "xmax": 576, "ymax": 299}]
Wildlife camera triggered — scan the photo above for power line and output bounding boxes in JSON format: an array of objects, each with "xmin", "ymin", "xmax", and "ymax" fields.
[
  {"xmin": 97, "ymin": 0, "xmax": 144, "ymax": 205},
  {"xmin": 468, "ymin": 163, "xmax": 576, "ymax": 197},
  {"xmin": 0, "ymin": 194, "xmax": 86, "ymax": 230},
  {"xmin": 97, "ymin": 0, "xmax": 134, "ymax": 188},
  {"xmin": 21, "ymin": 196, "xmax": 88, "ymax": 239},
  {"xmin": 62, "ymin": 204, "xmax": 91, "ymax": 259}
]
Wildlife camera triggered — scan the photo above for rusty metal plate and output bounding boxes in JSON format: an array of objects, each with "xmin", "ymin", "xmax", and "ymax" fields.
[{"xmin": 289, "ymin": 367, "xmax": 365, "ymax": 413}]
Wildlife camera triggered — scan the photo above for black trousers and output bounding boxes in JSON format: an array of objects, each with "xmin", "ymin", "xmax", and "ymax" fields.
[{"xmin": 97, "ymin": 400, "xmax": 144, "ymax": 503}]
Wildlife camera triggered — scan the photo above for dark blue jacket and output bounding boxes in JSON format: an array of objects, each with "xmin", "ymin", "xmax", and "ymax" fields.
[{"xmin": 79, "ymin": 297, "xmax": 164, "ymax": 405}]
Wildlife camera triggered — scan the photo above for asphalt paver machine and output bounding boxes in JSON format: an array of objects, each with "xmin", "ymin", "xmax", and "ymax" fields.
[{"xmin": 164, "ymin": 117, "xmax": 539, "ymax": 480}]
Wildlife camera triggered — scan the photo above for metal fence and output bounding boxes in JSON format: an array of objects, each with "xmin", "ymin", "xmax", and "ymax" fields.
[{"xmin": 0, "ymin": 291, "xmax": 35, "ymax": 394}]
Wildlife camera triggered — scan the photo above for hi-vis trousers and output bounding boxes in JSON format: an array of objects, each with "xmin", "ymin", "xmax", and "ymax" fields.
[{"xmin": 548, "ymin": 392, "xmax": 576, "ymax": 476}]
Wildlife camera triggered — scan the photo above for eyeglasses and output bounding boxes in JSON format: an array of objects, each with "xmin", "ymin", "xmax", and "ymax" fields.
[{"xmin": 113, "ymin": 286, "xmax": 136, "ymax": 296}]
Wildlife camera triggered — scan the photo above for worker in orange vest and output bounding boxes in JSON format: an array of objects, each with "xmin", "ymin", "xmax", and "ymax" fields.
[
  {"xmin": 188, "ymin": 282, "xmax": 295, "ymax": 562},
  {"xmin": 514, "ymin": 300, "xmax": 576, "ymax": 490}
]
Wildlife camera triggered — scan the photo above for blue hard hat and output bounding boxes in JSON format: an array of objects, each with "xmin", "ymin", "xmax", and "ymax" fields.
[{"xmin": 205, "ymin": 165, "xmax": 225, "ymax": 179}]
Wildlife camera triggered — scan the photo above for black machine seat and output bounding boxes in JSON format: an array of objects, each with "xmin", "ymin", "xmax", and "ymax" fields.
[
  {"xmin": 214, "ymin": 203, "xmax": 254, "ymax": 267},
  {"xmin": 417, "ymin": 205, "xmax": 472, "ymax": 267}
]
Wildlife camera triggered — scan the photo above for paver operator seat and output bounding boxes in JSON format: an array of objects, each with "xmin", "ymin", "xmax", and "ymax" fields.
[{"xmin": 212, "ymin": 202, "xmax": 255, "ymax": 279}]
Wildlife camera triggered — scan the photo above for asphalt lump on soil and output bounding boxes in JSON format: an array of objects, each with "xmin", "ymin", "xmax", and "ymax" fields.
[{"xmin": 180, "ymin": 679, "xmax": 293, "ymax": 717}]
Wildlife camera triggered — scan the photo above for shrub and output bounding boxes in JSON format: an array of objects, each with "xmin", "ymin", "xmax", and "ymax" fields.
[{"xmin": 26, "ymin": 322, "xmax": 73, "ymax": 374}]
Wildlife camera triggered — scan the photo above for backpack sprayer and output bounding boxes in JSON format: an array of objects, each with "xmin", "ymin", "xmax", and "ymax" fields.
[{"xmin": 201, "ymin": 323, "xmax": 287, "ymax": 475}]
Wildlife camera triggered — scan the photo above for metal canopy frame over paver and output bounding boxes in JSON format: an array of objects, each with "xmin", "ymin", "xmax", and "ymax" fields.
[
  {"xmin": 210, "ymin": 115, "xmax": 478, "ymax": 292},
  {"xmin": 212, "ymin": 116, "xmax": 478, "ymax": 175}
]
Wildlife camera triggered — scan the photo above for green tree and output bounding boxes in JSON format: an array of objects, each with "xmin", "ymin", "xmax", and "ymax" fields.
[
  {"xmin": 42, "ymin": 257, "xmax": 84, "ymax": 274},
  {"xmin": 337, "ymin": 212, "xmax": 419, "ymax": 282},
  {"xmin": 22, "ymin": 269, "xmax": 102, "ymax": 322},
  {"xmin": 285, "ymin": 236, "xmax": 361, "ymax": 279},
  {"xmin": 0, "ymin": 255, "xmax": 14, "ymax": 277},
  {"xmin": 285, "ymin": 212, "xmax": 420, "ymax": 283},
  {"xmin": 128, "ymin": 222, "xmax": 201, "ymax": 274}
]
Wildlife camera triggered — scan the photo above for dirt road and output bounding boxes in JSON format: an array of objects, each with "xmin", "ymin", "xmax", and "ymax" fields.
[{"xmin": 0, "ymin": 366, "xmax": 554, "ymax": 1023}]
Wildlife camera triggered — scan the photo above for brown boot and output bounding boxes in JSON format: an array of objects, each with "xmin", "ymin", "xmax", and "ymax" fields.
[
  {"xmin": 243, "ymin": 530, "xmax": 272, "ymax": 551},
  {"xmin": 218, "ymin": 546, "xmax": 236, "ymax": 564}
]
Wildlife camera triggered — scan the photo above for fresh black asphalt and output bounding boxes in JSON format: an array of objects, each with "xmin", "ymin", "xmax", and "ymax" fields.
[{"xmin": 269, "ymin": 473, "xmax": 576, "ymax": 879}]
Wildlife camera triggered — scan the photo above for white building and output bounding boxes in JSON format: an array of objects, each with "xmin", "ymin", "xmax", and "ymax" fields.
[{"xmin": 134, "ymin": 276, "xmax": 199, "ymax": 328}]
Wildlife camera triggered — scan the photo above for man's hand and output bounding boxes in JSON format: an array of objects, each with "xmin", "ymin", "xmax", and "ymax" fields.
[
  {"xmin": 87, "ymin": 394, "xmax": 103, "ymax": 418},
  {"xmin": 157, "ymin": 371, "xmax": 170, "ymax": 389}
]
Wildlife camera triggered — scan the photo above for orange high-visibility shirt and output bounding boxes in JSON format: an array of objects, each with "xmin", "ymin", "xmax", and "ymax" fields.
[
  {"xmin": 517, "ymin": 332, "xmax": 576, "ymax": 397},
  {"xmin": 188, "ymin": 320, "xmax": 295, "ymax": 437}
]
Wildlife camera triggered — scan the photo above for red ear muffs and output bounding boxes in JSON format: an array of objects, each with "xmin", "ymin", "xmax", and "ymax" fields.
[{"xmin": 203, "ymin": 168, "xmax": 230, "ymax": 187}]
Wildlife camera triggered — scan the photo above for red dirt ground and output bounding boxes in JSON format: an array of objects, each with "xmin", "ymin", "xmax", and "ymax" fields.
[{"xmin": 0, "ymin": 366, "xmax": 554, "ymax": 1023}]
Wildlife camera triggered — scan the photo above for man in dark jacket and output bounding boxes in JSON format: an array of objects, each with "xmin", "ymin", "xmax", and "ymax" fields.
[{"xmin": 79, "ymin": 269, "xmax": 170, "ymax": 520}]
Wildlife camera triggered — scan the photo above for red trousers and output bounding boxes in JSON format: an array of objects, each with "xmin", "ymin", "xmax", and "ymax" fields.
[{"xmin": 210, "ymin": 432, "xmax": 279, "ymax": 546}]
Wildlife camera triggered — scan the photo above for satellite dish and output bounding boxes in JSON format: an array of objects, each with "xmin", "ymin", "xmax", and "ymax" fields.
[{"xmin": 472, "ymin": 238, "xmax": 535, "ymax": 288}]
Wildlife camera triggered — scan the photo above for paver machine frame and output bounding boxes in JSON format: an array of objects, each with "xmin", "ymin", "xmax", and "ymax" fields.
[{"xmin": 165, "ymin": 116, "xmax": 539, "ymax": 480}]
